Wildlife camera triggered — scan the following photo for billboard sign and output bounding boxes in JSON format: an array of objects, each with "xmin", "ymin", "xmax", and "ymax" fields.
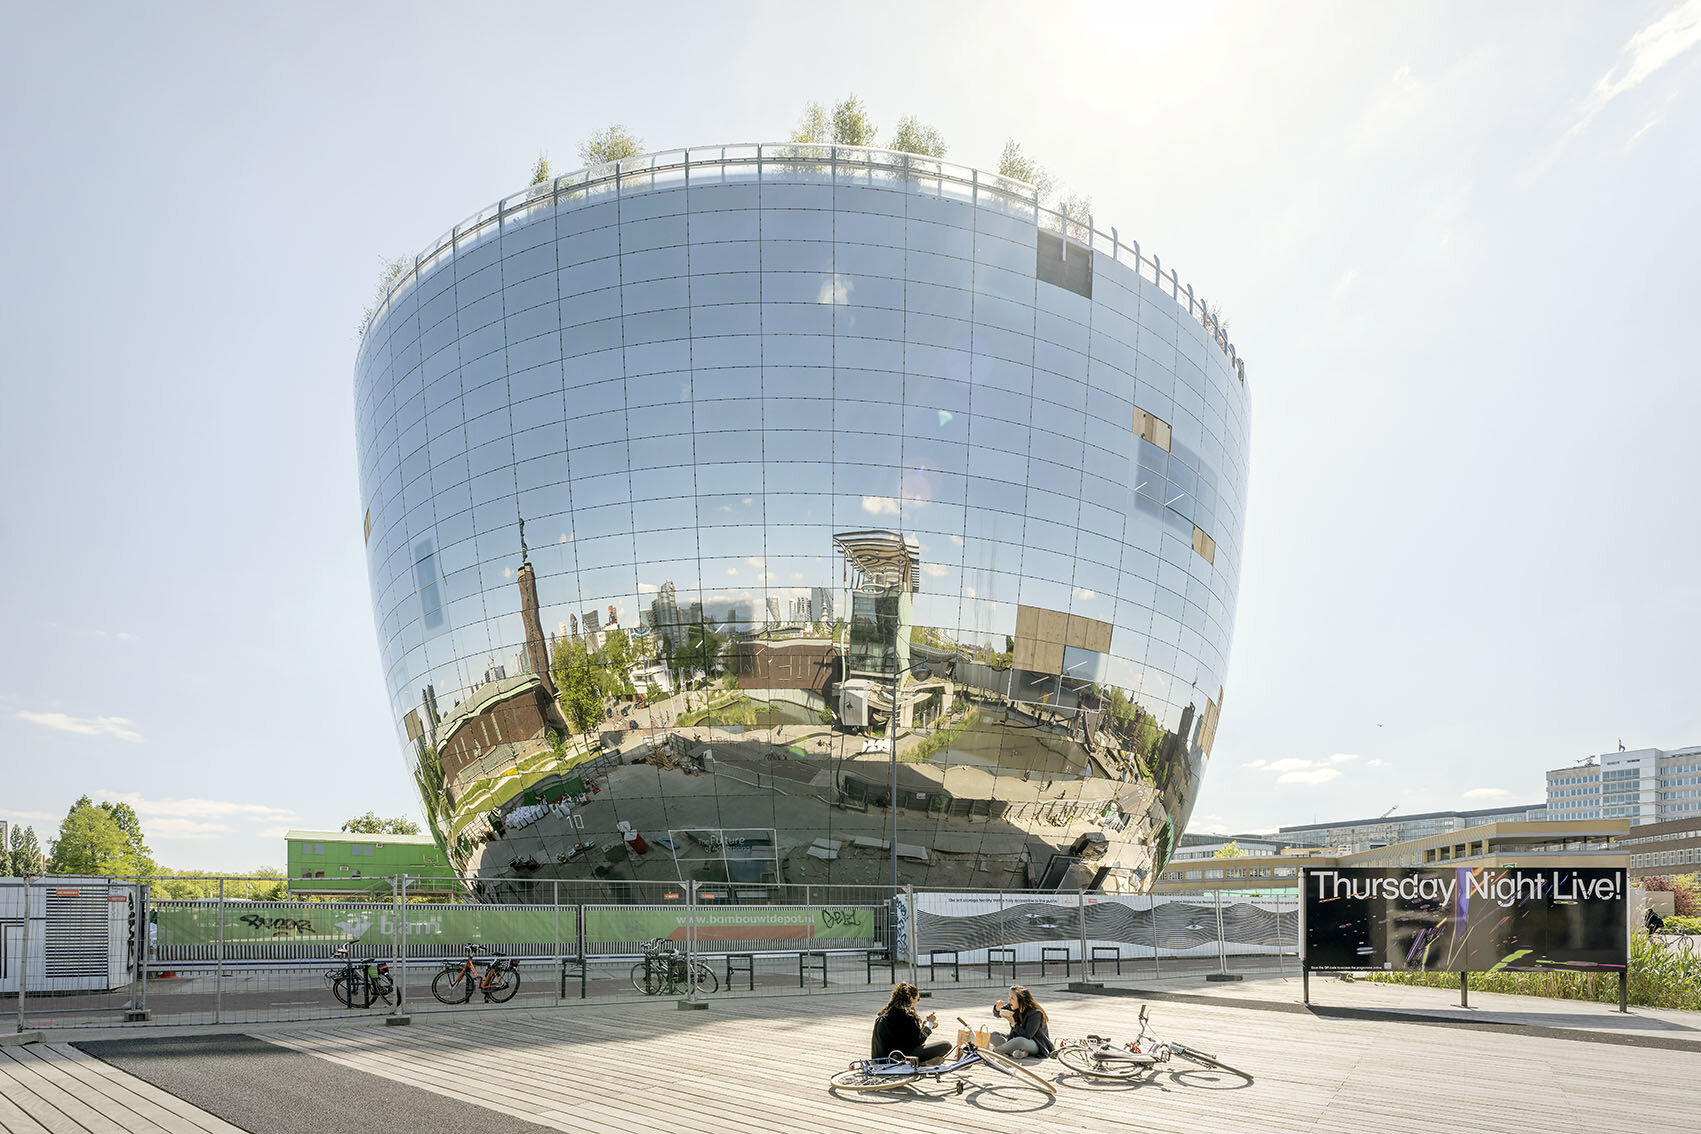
[{"xmin": 1302, "ymin": 866, "xmax": 1626, "ymax": 973}]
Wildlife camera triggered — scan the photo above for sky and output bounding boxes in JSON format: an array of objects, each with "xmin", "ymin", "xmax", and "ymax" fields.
[{"xmin": 2, "ymin": 1, "xmax": 1698, "ymax": 869}]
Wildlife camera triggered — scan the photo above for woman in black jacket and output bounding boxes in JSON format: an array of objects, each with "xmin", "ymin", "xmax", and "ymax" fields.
[
  {"xmin": 871, "ymin": 982, "xmax": 952, "ymax": 1063},
  {"xmin": 990, "ymin": 985, "xmax": 1055, "ymax": 1059}
]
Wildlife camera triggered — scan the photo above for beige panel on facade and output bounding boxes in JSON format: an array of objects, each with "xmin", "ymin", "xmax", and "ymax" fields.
[
  {"xmin": 1133, "ymin": 407, "xmax": 1172, "ymax": 451},
  {"xmin": 1068, "ymin": 613, "xmax": 1114, "ymax": 653},
  {"xmin": 1014, "ymin": 604, "xmax": 1042, "ymax": 644},
  {"xmin": 1196, "ymin": 687, "xmax": 1223, "ymax": 756},
  {"xmin": 1191, "ymin": 525, "xmax": 1217, "ymax": 564},
  {"xmin": 1011, "ymin": 632, "xmax": 1065, "ymax": 676}
]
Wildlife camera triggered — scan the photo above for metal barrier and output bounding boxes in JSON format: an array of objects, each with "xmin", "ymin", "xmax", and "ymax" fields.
[{"xmin": 5, "ymin": 875, "xmax": 1297, "ymax": 1030}]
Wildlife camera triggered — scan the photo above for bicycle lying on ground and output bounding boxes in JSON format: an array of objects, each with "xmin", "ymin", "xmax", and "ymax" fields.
[
  {"xmin": 1054, "ymin": 1004, "xmax": 1247, "ymax": 1080},
  {"xmin": 630, "ymin": 937, "xmax": 718, "ymax": 995},
  {"xmin": 326, "ymin": 942, "xmax": 394, "ymax": 1009},
  {"xmin": 829, "ymin": 1016, "xmax": 1056, "ymax": 1096},
  {"xmin": 431, "ymin": 944, "xmax": 520, "ymax": 1004}
]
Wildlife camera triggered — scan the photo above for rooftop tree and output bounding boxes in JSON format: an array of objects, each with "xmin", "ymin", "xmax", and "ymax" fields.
[
  {"xmin": 997, "ymin": 139, "xmax": 1054, "ymax": 199},
  {"xmin": 579, "ymin": 125, "xmax": 644, "ymax": 165},
  {"xmin": 888, "ymin": 115, "xmax": 947, "ymax": 158}
]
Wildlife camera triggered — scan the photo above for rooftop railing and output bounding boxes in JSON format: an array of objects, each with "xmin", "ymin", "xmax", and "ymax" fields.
[{"xmin": 360, "ymin": 143, "xmax": 1246, "ymax": 386}]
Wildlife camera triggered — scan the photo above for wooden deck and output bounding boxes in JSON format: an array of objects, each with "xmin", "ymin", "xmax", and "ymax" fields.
[{"xmin": 7, "ymin": 980, "xmax": 1698, "ymax": 1132}]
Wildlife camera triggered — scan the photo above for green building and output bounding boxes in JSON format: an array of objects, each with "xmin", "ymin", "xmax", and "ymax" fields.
[{"xmin": 285, "ymin": 829, "xmax": 461, "ymax": 897}]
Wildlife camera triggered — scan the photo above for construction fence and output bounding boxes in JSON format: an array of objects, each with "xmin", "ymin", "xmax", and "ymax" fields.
[{"xmin": 1, "ymin": 875, "xmax": 1297, "ymax": 1030}]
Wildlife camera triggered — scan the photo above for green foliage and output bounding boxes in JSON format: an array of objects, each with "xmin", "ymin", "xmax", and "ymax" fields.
[
  {"xmin": 7, "ymin": 824, "xmax": 46, "ymax": 875},
  {"xmin": 340, "ymin": 812, "xmax": 421, "ymax": 836},
  {"xmin": 672, "ymin": 622, "xmax": 726, "ymax": 678},
  {"xmin": 1663, "ymin": 915, "xmax": 1701, "ymax": 934},
  {"xmin": 830, "ymin": 95, "xmax": 877, "ymax": 146},
  {"xmin": 1056, "ymin": 191, "xmax": 1093, "ymax": 240},
  {"xmin": 1212, "ymin": 840, "xmax": 1246, "ymax": 859},
  {"xmin": 1364, "ymin": 931, "xmax": 1701, "ymax": 1011},
  {"xmin": 357, "ymin": 254, "xmax": 411, "ymax": 337},
  {"xmin": 790, "ymin": 101, "xmax": 831, "ymax": 144},
  {"xmin": 888, "ymin": 115, "xmax": 946, "ymax": 158},
  {"xmin": 1642, "ymin": 873, "xmax": 1700, "ymax": 918},
  {"xmin": 557, "ymin": 661, "xmax": 604, "ymax": 736},
  {"xmin": 645, "ymin": 682, "xmax": 664, "ymax": 704},
  {"xmin": 49, "ymin": 796, "xmax": 150, "ymax": 876},
  {"xmin": 908, "ymin": 708, "xmax": 980, "ymax": 762},
  {"xmin": 529, "ymin": 153, "xmax": 552, "ymax": 185},
  {"xmin": 149, "ymin": 868, "xmax": 288, "ymax": 901},
  {"xmin": 579, "ymin": 124, "xmax": 643, "ymax": 165},
  {"xmin": 997, "ymin": 139, "xmax": 1054, "ymax": 199}
]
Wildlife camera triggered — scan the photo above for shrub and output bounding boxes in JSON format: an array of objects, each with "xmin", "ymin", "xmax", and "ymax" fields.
[{"xmin": 1362, "ymin": 932, "xmax": 1701, "ymax": 1011}]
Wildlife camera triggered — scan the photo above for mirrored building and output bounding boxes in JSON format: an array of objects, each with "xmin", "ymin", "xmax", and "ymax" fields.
[{"xmin": 354, "ymin": 145, "xmax": 1251, "ymax": 895}]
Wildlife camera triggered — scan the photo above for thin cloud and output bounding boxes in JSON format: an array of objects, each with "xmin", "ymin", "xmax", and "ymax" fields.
[
  {"xmin": 1279, "ymin": 767, "xmax": 1343, "ymax": 785},
  {"xmin": 1572, "ymin": 0, "xmax": 1701, "ymax": 135},
  {"xmin": 1462, "ymin": 787, "xmax": 1514, "ymax": 801},
  {"xmin": 17, "ymin": 711, "xmax": 144, "ymax": 743},
  {"xmin": 862, "ymin": 495, "xmax": 901, "ymax": 516},
  {"xmin": 1243, "ymin": 756, "xmax": 1350, "ymax": 785},
  {"xmin": 94, "ymin": 790, "xmax": 296, "ymax": 825}
]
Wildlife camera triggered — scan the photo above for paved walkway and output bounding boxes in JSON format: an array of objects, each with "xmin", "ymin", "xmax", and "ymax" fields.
[{"xmin": 8, "ymin": 976, "xmax": 1697, "ymax": 1132}]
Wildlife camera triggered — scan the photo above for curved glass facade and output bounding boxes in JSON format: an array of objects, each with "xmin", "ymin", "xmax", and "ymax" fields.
[{"xmin": 354, "ymin": 146, "xmax": 1250, "ymax": 895}]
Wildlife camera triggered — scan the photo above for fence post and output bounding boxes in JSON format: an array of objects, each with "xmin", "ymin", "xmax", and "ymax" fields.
[
  {"xmin": 904, "ymin": 883, "xmax": 917, "ymax": 985},
  {"xmin": 552, "ymin": 881, "xmax": 561, "ymax": 1007},
  {"xmin": 1149, "ymin": 893, "xmax": 1161, "ymax": 980},
  {"xmin": 15, "ymin": 880, "xmax": 29, "ymax": 1033},
  {"xmin": 215, "ymin": 878, "xmax": 224, "ymax": 1025},
  {"xmin": 1215, "ymin": 890, "xmax": 1227, "ymax": 975},
  {"xmin": 1077, "ymin": 889, "xmax": 1089, "ymax": 979},
  {"xmin": 137, "ymin": 882, "xmax": 150, "ymax": 1018},
  {"xmin": 391, "ymin": 874, "xmax": 409, "ymax": 1021}
]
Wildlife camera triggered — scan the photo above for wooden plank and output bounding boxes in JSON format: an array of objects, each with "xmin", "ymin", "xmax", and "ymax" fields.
[
  {"xmin": 37, "ymin": 1045, "xmax": 246, "ymax": 1134},
  {"xmin": 0, "ymin": 1047, "xmax": 144, "ymax": 1134}
]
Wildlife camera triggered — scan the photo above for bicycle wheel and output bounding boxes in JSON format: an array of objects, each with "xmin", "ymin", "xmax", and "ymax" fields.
[
  {"xmin": 1171, "ymin": 1045, "xmax": 1247, "ymax": 1078},
  {"xmin": 829, "ymin": 1063, "xmax": 918, "ymax": 1092},
  {"xmin": 630, "ymin": 962, "xmax": 661, "ymax": 996},
  {"xmin": 372, "ymin": 973, "xmax": 395, "ymax": 1005},
  {"xmin": 977, "ymin": 1049, "xmax": 1057, "ymax": 1095},
  {"xmin": 331, "ymin": 975, "xmax": 359, "ymax": 1008},
  {"xmin": 1056, "ymin": 1043, "xmax": 1143, "ymax": 1079},
  {"xmin": 689, "ymin": 962, "xmax": 719, "ymax": 995},
  {"xmin": 485, "ymin": 966, "xmax": 520, "ymax": 1003},
  {"xmin": 432, "ymin": 967, "xmax": 472, "ymax": 1005}
]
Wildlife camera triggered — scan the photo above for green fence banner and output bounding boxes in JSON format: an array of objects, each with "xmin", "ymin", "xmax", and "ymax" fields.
[
  {"xmin": 584, "ymin": 906, "xmax": 877, "ymax": 943},
  {"xmin": 156, "ymin": 904, "xmax": 570, "ymax": 947}
]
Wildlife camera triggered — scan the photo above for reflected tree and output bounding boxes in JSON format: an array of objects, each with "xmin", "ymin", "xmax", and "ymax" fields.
[
  {"xmin": 888, "ymin": 115, "xmax": 946, "ymax": 158},
  {"xmin": 997, "ymin": 139, "xmax": 1054, "ymax": 199}
]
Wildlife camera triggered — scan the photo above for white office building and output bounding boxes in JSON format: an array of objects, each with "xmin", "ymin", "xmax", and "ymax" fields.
[{"xmin": 1545, "ymin": 745, "xmax": 1701, "ymax": 824}]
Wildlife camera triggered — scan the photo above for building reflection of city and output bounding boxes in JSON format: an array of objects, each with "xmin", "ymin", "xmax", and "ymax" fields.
[
  {"xmin": 406, "ymin": 520, "xmax": 1221, "ymax": 898},
  {"xmin": 359, "ymin": 148, "xmax": 1250, "ymax": 903}
]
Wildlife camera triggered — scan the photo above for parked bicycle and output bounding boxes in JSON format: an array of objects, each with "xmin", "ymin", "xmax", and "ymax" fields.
[
  {"xmin": 630, "ymin": 937, "xmax": 718, "ymax": 996},
  {"xmin": 326, "ymin": 941, "xmax": 394, "ymax": 1009},
  {"xmin": 431, "ymin": 944, "xmax": 520, "ymax": 1004},
  {"xmin": 1054, "ymin": 1005, "xmax": 1247, "ymax": 1080},
  {"xmin": 829, "ymin": 1016, "xmax": 1056, "ymax": 1095}
]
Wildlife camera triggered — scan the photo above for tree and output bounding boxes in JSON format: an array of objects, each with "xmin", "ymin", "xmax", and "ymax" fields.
[
  {"xmin": 830, "ymin": 95, "xmax": 877, "ymax": 146},
  {"xmin": 529, "ymin": 153, "xmax": 552, "ymax": 186},
  {"xmin": 579, "ymin": 125, "xmax": 643, "ymax": 165},
  {"xmin": 558, "ymin": 660, "xmax": 604, "ymax": 736},
  {"xmin": 341, "ymin": 812, "xmax": 421, "ymax": 836},
  {"xmin": 100, "ymin": 801, "xmax": 156, "ymax": 875},
  {"xmin": 888, "ymin": 115, "xmax": 946, "ymax": 158},
  {"xmin": 997, "ymin": 139, "xmax": 1054, "ymax": 199},
  {"xmin": 49, "ymin": 796, "xmax": 143, "ymax": 876},
  {"xmin": 674, "ymin": 622, "xmax": 725, "ymax": 679},
  {"xmin": 790, "ymin": 101, "xmax": 830, "ymax": 143},
  {"xmin": 1056, "ymin": 191, "xmax": 1093, "ymax": 240},
  {"xmin": 358, "ymin": 254, "xmax": 411, "ymax": 337},
  {"xmin": 1212, "ymin": 841, "xmax": 1246, "ymax": 859},
  {"xmin": 7, "ymin": 824, "xmax": 45, "ymax": 875}
]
